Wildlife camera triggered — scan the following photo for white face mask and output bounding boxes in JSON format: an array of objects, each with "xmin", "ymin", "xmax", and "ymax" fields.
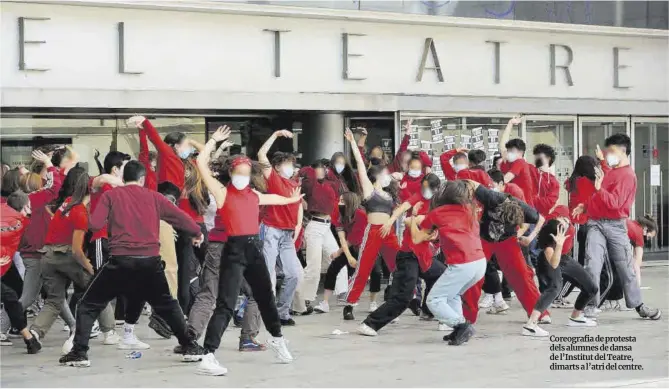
[
  {"xmin": 453, "ymin": 163, "xmax": 468, "ymax": 173},
  {"xmin": 335, "ymin": 163, "xmax": 345, "ymax": 174},
  {"xmin": 280, "ymin": 165, "xmax": 294, "ymax": 179},
  {"xmin": 231, "ymin": 175, "xmax": 250, "ymax": 190},
  {"xmin": 606, "ymin": 153, "xmax": 620, "ymax": 167},
  {"xmin": 506, "ymin": 151, "xmax": 519, "ymax": 163},
  {"xmin": 379, "ymin": 174, "xmax": 391, "ymax": 188},
  {"xmin": 408, "ymin": 169, "xmax": 422, "ymax": 178},
  {"xmin": 421, "ymin": 188, "xmax": 433, "ymax": 199}
]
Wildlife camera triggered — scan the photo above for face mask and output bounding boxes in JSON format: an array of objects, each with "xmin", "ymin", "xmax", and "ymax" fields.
[
  {"xmin": 421, "ymin": 188, "xmax": 433, "ymax": 200},
  {"xmin": 506, "ymin": 151, "xmax": 519, "ymax": 163},
  {"xmin": 178, "ymin": 147, "xmax": 193, "ymax": 159},
  {"xmin": 335, "ymin": 163, "xmax": 345, "ymax": 174},
  {"xmin": 408, "ymin": 169, "xmax": 422, "ymax": 178},
  {"xmin": 534, "ymin": 157, "xmax": 544, "ymax": 168},
  {"xmin": 231, "ymin": 175, "xmax": 250, "ymax": 190},
  {"xmin": 606, "ymin": 153, "xmax": 620, "ymax": 167},
  {"xmin": 379, "ymin": 174, "xmax": 391, "ymax": 188},
  {"xmin": 280, "ymin": 166, "xmax": 294, "ymax": 179},
  {"xmin": 453, "ymin": 164, "xmax": 467, "ymax": 173}
]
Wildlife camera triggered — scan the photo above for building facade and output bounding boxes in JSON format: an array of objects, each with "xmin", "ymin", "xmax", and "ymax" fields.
[{"xmin": 1, "ymin": 0, "xmax": 667, "ymax": 251}]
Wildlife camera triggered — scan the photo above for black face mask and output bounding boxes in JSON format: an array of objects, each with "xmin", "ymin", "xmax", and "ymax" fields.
[{"xmin": 534, "ymin": 157, "xmax": 544, "ymax": 168}]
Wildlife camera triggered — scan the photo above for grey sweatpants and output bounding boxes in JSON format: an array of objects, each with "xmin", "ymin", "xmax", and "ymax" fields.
[
  {"xmin": 584, "ymin": 219, "xmax": 642, "ymax": 309},
  {"xmin": 187, "ymin": 242, "xmax": 261, "ymax": 340}
]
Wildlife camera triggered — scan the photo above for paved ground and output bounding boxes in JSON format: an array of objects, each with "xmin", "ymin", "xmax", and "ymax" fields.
[{"xmin": 2, "ymin": 263, "xmax": 668, "ymax": 388}]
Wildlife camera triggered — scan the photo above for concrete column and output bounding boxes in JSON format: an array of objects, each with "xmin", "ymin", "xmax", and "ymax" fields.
[{"xmin": 301, "ymin": 112, "xmax": 345, "ymax": 163}]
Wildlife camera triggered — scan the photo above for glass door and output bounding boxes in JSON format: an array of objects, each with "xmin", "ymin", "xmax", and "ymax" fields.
[
  {"xmin": 523, "ymin": 116, "xmax": 577, "ymax": 204},
  {"xmin": 579, "ymin": 117, "xmax": 630, "ymax": 158},
  {"xmin": 632, "ymin": 117, "xmax": 669, "ymax": 252}
]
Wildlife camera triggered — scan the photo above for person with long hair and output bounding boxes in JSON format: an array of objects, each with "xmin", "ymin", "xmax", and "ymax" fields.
[
  {"xmin": 407, "ymin": 180, "xmax": 486, "ymax": 345},
  {"xmin": 30, "ymin": 170, "xmax": 120, "ymax": 351},
  {"xmin": 191, "ymin": 127, "xmax": 302, "ymax": 376},
  {"xmin": 59, "ymin": 161, "xmax": 204, "ymax": 368},
  {"xmin": 1, "ymin": 168, "xmax": 22, "ymax": 199},
  {"xmin": 462, "ymin": 179, "xmax": 548, "ymax": 325},
  {"xmin": 342, "ymin": 128, "xmax": 400, "ymax": 321},
  {"xmin": 360, "ymin": 174, "xmax": 447, "ymax": 336},
  {"xmin": 524, "ymin": 218, "xmax": 598, "ymax": 337},
  {"xmin": 327, "ymin": 151, "xmax": 360, "ymax": 195},
  {"xmin": 294, "ymin": 159, "xmax": 342, "ymax": 315},
  {"xmin": 627, "ymin": 215, "xmax": 658, "ymax": 287},
  {"xmin": 257, "ymin": 130, "xmax": 303, "ymax": 326},
  {"xmin": 356, "ymin": 127, "xmax": 389, "ymax": 167}
]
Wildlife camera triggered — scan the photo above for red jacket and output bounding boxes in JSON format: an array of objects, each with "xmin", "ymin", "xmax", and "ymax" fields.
[
  {"xmin": 142, "ymin": 119, "xmax": 186, "ymax": 192},
  {"xmin": 439, "ymin": 150, "xmax": 493, "ymax": 187},
  {"xmin": 1, "ymin": 204, "xmax": 28, "ymax": 277},
  {"xmin": 530, "ymin": 167, "xmax": 560, "ymax": 217}
]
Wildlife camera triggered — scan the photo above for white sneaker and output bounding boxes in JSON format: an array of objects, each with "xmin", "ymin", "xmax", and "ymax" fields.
[
  {"xmin": 313, "ymin": 301, "xmax": 330, "ymax": 313},
  {"xmin": 584, "ymin": 306, "xmax": 601, "ymax": 318},
  {"xmin": 115, "ymin": 320, "xmax": 124, "ymax": 327},
  {"xmin": 266, "ymin": 336, "xmax": 293, "ymax": 363},
  {"xmin": 142, "ymin": 304, "xmax": 152, "ymax": 316},
  {"xmin": 1, "ymin": 333, "xmax": 13, "ymax": 346},
  {"xmin": 437, "ymin": 323, "xmax": 451, "ymax": 332},
  {"xmin": 522, "ymin": 323, "xmax": 549, "ymax": 337},
  {"xmin": 102, "ymin": 330, "xmax": 120, "ymax": 345},
  {"xmin": 196, "ymin": 353, "xmax": 228, "ymax": 376},
  {"xmin": 538, "ymin": 315, "xmax": 552, "ymax": 325},
  {"xmin": 486, "ymin": 301, "xmax": 510, "ymax": 314},
  {"xmin": 551, "ymin": 298, "xmax": 574, "ymax": 309},
  {"xmin": 62, "ymin": 333, "xmax": 74, "ymax": 355},
  {"xmin": 369, "ymin": 301, "xmax": 379, "ymax": 312},
  {"xmin": 567, "ymin": 315, "xmax": 597, "ymax": 327},
  {"xmin": 90, "ymin": 321, "xmax": 101, "ymax": 339},
  {"xmin": 63, "ymin": 324, "xmax": 70, "ymax": 333},
  {"xmin": 357, "ymin": 323, "xmax": 378, "ymax": 337},
  {"xmin": 118, "ymin": 333, "xmax": 150, "ymax": 350},
  {"xmin": 478, "ymin": 293, "xmax": 494, "ymax": 308}
]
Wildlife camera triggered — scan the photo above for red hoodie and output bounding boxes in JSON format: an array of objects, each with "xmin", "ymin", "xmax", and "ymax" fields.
[
  {"xmin": 530, "ymin": 166, "xmax": 559, "ymax": 217},
  {"xmin": 439, "ymin": 150, "xmax": 493, "ymax": 187},
  {"xmin": 18, "ymin": 166, "xmax": 64, "ymax": 259},
  {"xmin": 142, "ymin": 118, "xmax": 185, "ymax": 192},
  {"xmin": 585, "ymin": 165, "xmax": 636, "ymax": 221},
  {"xmin": 1, "ymin": 204, "xmax": 28, "ymax": 277}
]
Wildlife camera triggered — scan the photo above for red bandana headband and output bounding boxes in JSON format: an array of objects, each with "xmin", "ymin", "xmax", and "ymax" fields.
[{"xmin": 230, "ymin": 156, "xmax": 252, "ymax": 170}]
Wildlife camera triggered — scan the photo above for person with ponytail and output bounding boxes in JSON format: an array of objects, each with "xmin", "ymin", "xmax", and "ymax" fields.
[
  {"xmin": 342, "ymin": 128, "xmax": 400, "ymax": 322},
  {"xmin": 627, "ymin": 214, "xmax": 658, "ymax": 288},
  {"xmin": 191, "ymin": 126, "xmax": 302, "ymax": 376}
]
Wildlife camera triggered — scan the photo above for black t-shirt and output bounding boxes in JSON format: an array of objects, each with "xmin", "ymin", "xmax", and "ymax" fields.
[{"xmin": 475, "ymin": 185, "xmax": 540, "ymax": 243}]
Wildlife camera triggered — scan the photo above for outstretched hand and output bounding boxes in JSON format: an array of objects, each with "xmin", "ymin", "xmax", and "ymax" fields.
[
  {"xmin": 344, "ymin": 128, "xmax": 355, "ymax": 143},
  {"xmin": 127, "ymin": 115, "xmax": 146, "ymax": 129},
  {"xmin": 551, "ymin": 223, "xmax": 570, "ymax": 246},
  {"xmin": 274, "ymin": 129, "xmax": 294, "ymax": 139},
  {"xmin": 211, "ymin": 125, "xmax": 231, "ymax": 142}
]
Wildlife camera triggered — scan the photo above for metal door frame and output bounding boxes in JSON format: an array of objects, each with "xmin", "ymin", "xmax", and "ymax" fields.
[{"xmin": 521, "ymin": 115, "xmax": 578, "ymax": 161}]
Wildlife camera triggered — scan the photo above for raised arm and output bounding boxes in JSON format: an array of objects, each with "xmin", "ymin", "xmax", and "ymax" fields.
[
  {"xmin": 258, "ymin": 130, "xmax": 293, "ymax": 179},
  {"xmin": 256, "ymin": 187, "xmax": 303, "ymax": 206},
  {"xmin": 93, "ymin": 149, "xmax": 104, "ymax": 176},
  {"xmin": 439, "ymin": 149, "xmax": 462, "ymax": 181},
  {"xmin": 344, "ymin": 128, "xmax": 374, "ymax": 198},
  {"xmin": 138, "ymin": 130, "xmax": 157, "ymax": 190},
  {"xmin": 499, "ymin": 116, "xmax": 521, "ymax": 159},
  {"xmin": 189, "ymin": 139, "xmax": 206, "ymax": 154},
  {"xmin": 127, "ymin": 116, "xmax": 174, "ymax": 156},
  {"xmin": 197, "ymin": 126, "xmax": 231, "ymax": 209},
  {"xmin": 380, "ymin": 201, "xmax": 412, "ymax": 237}
]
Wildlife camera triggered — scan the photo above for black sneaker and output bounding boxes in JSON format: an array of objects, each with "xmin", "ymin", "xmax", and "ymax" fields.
[
  {"xmin": 148, "ymin": 314, "xmax": 172, "ymax": 339},
  {"xmin": 7, "ymin": 327, "xmax": 21, "ymax": 338},
  {"xmin": 302, "ymin": 301, "xmax": 314, "ymax": 316},
  {"xmin": 181, "ymin": 342, "xmax": 206, "ymax": 362},
  {"xmin": 448, "ymin": 322, "xmax": 475, "ymax": 346},
  {"xmin": 25, "ymin": 330, "xmax": 42, "ymax": 354},
  {"xmin": 637, "ymin": 304, "xmax": 662, "ymax": 320},
  {"xmin": 59, "ymin": 350, "xmax": 90, "ymax": 367},
  {"xmin": 442, "ymin": 324, "xmax": 462, "ymax": 342},
  {"xmin": 280, "ymin": 318, "xmax": 296, "ymax": 326},
  {"xmin": 173, "ymin": 344, "xmax": 183, "ymax": 354},
  {"xmin": 343, "ymin": 305, "xmax": 354, "ymax": 321},
  {"xmin": 408, "ymin": 299, "xmax": 422, "ymax": 317},
  {"xmin": 233, "ymin": 310, "xmax": 242, "ymax": 327}
]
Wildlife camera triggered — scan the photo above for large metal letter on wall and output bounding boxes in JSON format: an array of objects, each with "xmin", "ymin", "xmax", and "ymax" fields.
[
  {"xmin": 613, "ymin": 47, "xmax": 631, "ymax": 89},
  {"xmin": 18, "ymin": 17, "xmax": 50, "ymax": 71},
  {"xmin": 549, "ymin": 44, "xmax": 574, "ymax": 86},
  {"xmin": 264, "ymin": 29, "xmax": 290, "ymax": 78},
  {"xmin": 117, "ymin": 22, "xmax": 142, "ymax": 74},
  {"xmin": 416, "ymin": 38, "xmax": 444, "ymax": 82},
  {"xmin": 342, "ymin": 33, "xmax": 366, "ymax": 80},
  {"xmin": 486, "ymin": 40, "xmax": 504, "ymax": 84}
]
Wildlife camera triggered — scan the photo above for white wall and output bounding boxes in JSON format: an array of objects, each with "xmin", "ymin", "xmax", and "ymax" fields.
[{"xmin": 1, "ymin": 1, "xmax": 667, "ymax": 114}]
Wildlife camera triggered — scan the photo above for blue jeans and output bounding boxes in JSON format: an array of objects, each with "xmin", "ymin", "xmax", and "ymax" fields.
[
  {"xmin": 426, "ymin": 258, "xmax": 486, "ymax": 327},
  {"xmin": 260, "ymin": 224, "xmax": 303, "ymax": 320}
]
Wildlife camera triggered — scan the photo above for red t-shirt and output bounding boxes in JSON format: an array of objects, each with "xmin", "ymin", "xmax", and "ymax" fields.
[
  {"xmin": 504, "ymin": 182, "xmax": 526, "ymax": 202},
  {"xmin": 420, "ymin": 204, "xmax": 484, "ymax": 265},
  {"xmin": 336, "ymin": 207, "xmax": 367, "ymax": 248},
  {"xmin": 89, "ymin": 178, "xmax": 113, "ymax": 242},
  {"xmin": 399, "ymin": 174, "xmax": 423, "ymax": 204},
  {"xmin": 263, "ymin": 170, "xmax": 300, "ymax": 230},
  {"xmin": 586, "ymin": 166, "xmax": 637, "ymax": 221},
  {"xmin": 501, "ymin": 159, "xmax": 535, "ymax": 207},
  {"xmin": 627, "ymin": 219, "xmax": 645, "ymax": 248},
  {"xmin": 567, "ymin": 177, "xmax": 595, "ymax": 225},
  {"xmin": 400, "ymin": 193, "xmax": 428, "ymax": 252},
  {"xmin": 44, "ymin": 198, "xmax": 88, "ymax": 246},
  {"xmin": 208, "ymin": 210, "xmax": 228, "ymax": 243},
  {"xmin": 221, "ymin": 185, "xmax": 260, "ymax": 236},
  {"xmin": 178, "ymin": 198, "xmax": 205, "ymax": 224}
]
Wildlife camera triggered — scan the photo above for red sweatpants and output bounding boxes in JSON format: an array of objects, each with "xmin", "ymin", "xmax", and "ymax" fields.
[
  {"xmin": 346, "ymin": 224, "xmax": 399, "ymax": 304},
  {"xmin": 461, "ymin": 237, "xmax": 545, "ymax": 323}
]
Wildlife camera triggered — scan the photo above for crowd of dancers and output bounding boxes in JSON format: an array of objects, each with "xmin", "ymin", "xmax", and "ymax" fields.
[{"xmin": 0, "ymin": 115, "xmax": 662, "ymax": 376}]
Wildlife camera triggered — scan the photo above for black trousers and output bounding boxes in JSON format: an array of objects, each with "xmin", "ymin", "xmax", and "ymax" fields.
[
  {"xmin": 72, "ymin": 256, "xmax": 191, "ymax": 353},
  {"xmin": 323, "ymin": 247, "xmax": 359, "ymax": 291},
  {"xmin": 363, "ymin": 252, "xmax": 446, "ymax": 331},
  {"xmin": 176, "ymin": 223, "xmax": 208, "ymax": 315},
  {"xmin": 482, "ymin": 256, "xmax": 513, "ymax": 296},
  {"xmin": 202, "ymin": 235, "xmax": 281, "ymax": 353},
  {"xmin": 535, "ymin": 254, "xmax": 598, "ymax": 313},
  {"xmin": 1, "ymin": 275, "xmax": 27, "ymax": 331},
  {"xmin": 419, "ymin": 254, "xmax": 447, "ymax": 316},
  {"xmin": 560, "ymin": 225, "xmax": 589, "ymax": 299}
]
